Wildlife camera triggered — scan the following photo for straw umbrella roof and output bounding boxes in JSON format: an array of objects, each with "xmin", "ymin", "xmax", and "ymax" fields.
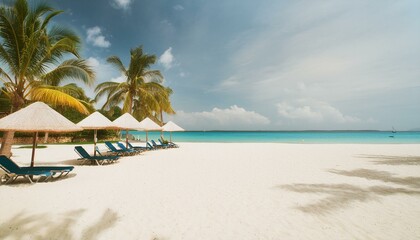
[
  {"xmin": 113, "ymin": 113, "xmax": 144, "ymax": 130},
  {"xmin": 0, "ymin": 101, "xmax": 82, "ymax": 167},
  {"xmin": 0, "ymin": 102, "xmax": 82, "ymax": 132},
  {"xmin": 139, "ymin": 117, "xmax": 162, "ymax": 131},
  {"xmin": 77, "ymin": 111, "xmax": 119, "ymax": 156},
  {"xmin": 77, "ymin": 111, "xmax": 117, "ymax": 130},
  {"xmin": 162, "ymin": 121, "xmax": 184, "ymax": 132}
]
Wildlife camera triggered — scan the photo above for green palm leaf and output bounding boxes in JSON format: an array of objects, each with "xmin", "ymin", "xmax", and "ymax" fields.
[
  {"xmin": 42, "ymin": 59, "xmax": 95, "ymax": 86},
  {"xmin": 30, "ymin": 87, "xmax": 90, "ymax": 114},
  {"xmin": 96, "ymin": 46, "xmax": 175, "ymax": 120}
]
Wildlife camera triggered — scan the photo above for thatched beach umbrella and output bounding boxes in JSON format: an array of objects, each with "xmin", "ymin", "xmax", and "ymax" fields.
[
  {"xmin": 0, "ymin": 102, "xmax": 82, "ymax": 167},
  {"xmin": 162, "ymin": 121, "xmax": 184, "ymax": 142},
  {"xmin": 77, "ymin": 112, "xmax": 118, "ymax": 156},
  {"xmin": 113, "ymin": 113, "xmax": 144, "ymax": 147},
  {"xmin": 138, "ymin": 117, "xmax": 162, "ymax": 141}
]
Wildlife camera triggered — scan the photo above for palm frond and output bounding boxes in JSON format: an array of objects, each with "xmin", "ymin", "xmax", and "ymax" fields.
[
  {"xmin": 0, "ymin": 67, "xmax": 13, "ymax": 84},
  {"xmin": 95, "ymin": 81, "xmax": 127, "ymax": 100},
  {"xmin": 41, "ymin": 58, "xmax": 95, "ymax": 86},
  {"xmin": 30, "ymin": 87, "xmax": 89, "ymax": 114},
  {"xmin": 143, "ymin": 70, "xmax": 164, "ymax": 83},
  {"xmin": 106, "ymin": 56, "xmax": 127, "ymax": 75},
  {"xmin": 41, "ymin": 10, "xmax": 63, "ymax": 30}
]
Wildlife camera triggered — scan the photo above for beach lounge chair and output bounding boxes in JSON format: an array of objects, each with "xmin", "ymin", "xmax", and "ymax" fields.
[
  {"xmin": 151, "ymin": 139, "xmax": 167, "ymax": 149},
  {"xmin": 147, "ymin": 141, "xmax": 157, "ymax": 150},
  {"xmin": 95, "ymin": 146, "xmax": 106, "ymax": 156},
  {"xmin": 159, "ymin": 138, "xmax": 178, "ymax": 148},
  {"xmin": 127, "ymin": 142, "xmax": 150, "ymax": 151},
  {"xmin": 2, "ymin": 156, "xmax": 74, "ymax": 178},
  {"xmin": 95, "ymin": 146, "xmax": 119, "ymax": 157},
  {"xmin": 117, "ymin": 142, "xmax": 141, "ymax": 154},
  {"xmin": 0, "ymin": 155, "xmax": 54, "ymax": 184},
  {"xmin": 156, "ymin": 139, "xmax": 170, "ymax": 148},
  {"xmin": 0, "ymin": 155, "xmax": 73, "ymax": 181},
  {"xmin": 105, "ymin": 141, "xmax": 134, "ymax": 156},
  {"xmin": 74, "ymin": 146, "xmax": 119, "ymax": 165}
]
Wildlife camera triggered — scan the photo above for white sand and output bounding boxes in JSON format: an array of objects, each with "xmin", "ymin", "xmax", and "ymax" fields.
[{"xmin": 1, "ymin": 143, "xmax": 420, "ymax": 240}]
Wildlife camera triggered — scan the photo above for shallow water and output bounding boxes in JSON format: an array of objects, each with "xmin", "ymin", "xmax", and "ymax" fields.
[{"xmin": 128, "ymin": 131, "xmax": 420, "ymax": 144}]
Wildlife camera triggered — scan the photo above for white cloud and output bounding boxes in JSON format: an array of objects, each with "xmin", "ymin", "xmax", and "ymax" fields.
[
  {"xmin": 277, "ymin": 99, "xmax": 360, "ymax": 124},
  {"xmin": 110, "ymin": 74, "xmax": 126, "ymax": 83},
  {"xmin": 159, "ymin": 47, "xmax": 175, "ymax": 70},
  {"xmin": 86, "ymin": 26, "xmax": 111, "ymax": 48},
  {"xmin": 203, "ymin": 1, "xmax": 420, "ymax": 130},
  {"xmin": 173, "ymin": 5, "xmax": 184, "ymax": 11},
  {"xmin": 86, "ymin": 57, "xmax": 100, "ymax": 68},
  {"xmin": 168, "ymin": 105, "xmax": 270, "ymax": 130},
  {"xmin": 219, "ymin": 76, "xmax": 240, "ymax": 88},
  {"xmin": 82, "ymin": 57, "xmax": 126, "ymax": 108},
  {"xmin": 111, "ymin": 0, "xmax": 132, "ymax": 10}
]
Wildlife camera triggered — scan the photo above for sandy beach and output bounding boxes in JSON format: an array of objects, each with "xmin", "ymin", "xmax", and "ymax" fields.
[{"xmin": 1, "ymin": 143, "xmax": 420, "ymax": 239}]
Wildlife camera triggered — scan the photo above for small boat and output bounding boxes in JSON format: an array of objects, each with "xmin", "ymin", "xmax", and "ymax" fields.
[{"xmin": 389, "ymin": 127, "xmax": 396, "ymax": 138}]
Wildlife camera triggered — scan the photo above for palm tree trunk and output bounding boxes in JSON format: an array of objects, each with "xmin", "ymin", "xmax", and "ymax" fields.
[
  {"xmin": 1, "ymin": 93, "xmax": 24, "ymax": 157},
  {"xmin": 43, "ymin": 132, "xmax": 49, "ymax": 143},
  {"xmin": 0, "ymin": 131, "xmax": 15, "ymax": 157},
  {"xmin": 31, "ymin": 132, "xmax": 38, "ymax": 167}
]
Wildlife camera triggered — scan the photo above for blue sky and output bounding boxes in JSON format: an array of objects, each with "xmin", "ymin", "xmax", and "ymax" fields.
[{"xmin": 47, "ymin": 0, "xmax": 420, "ymax": 130}]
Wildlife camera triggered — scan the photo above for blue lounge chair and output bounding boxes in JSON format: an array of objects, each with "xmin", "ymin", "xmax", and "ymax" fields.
[
  {"xmin": 159, "ymin": 138, "xmax": 179, "ymax": 148},
  {"xmin": 74, "ymin": 146, "xmax": 119, "ymax": 165},
  {"xmin": 104, "ymin": 141, "xmax": 132, "ymax": 156},
  {"xmin": 117, "ymin": 142, "xmax": 140, "ymax": 154},
  {"xmin": 95, "ymin": 146, "xmax": 120, "ymax": 157},
  {"xmin": 0, "ymin": 155, "xmax": 54, "ymax": 184},
  {"xmin": 159, "ymin": 139, "xmax": 178, "ymax": 148},
  {"xmin": 157, "ymin": 139, "xmax": 170, "ymax": 148},
  {"xmin": 127, "ymin": 142, "xmax": 150, "ymax": 151},
  {"xmin": 151, "ymin": 139, "xmax": 167, "ymax": 149},
  {"xmin": 20, "ymin": 165, "xmax": 74, "ymax": 178},
  {"xmin": 147, "ymin": 141, "xmax": 157, "ymax": 150}
]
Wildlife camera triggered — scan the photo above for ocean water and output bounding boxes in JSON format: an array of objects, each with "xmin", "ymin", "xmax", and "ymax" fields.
[{"xmin": 128, "ymin": 131, "xmax": 420, "ymax": 144}]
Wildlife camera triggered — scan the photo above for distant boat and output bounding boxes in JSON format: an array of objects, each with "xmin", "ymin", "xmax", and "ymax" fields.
[{"xmin": 389, "ymin": 127, "xmax": 396, "ymax": 138}]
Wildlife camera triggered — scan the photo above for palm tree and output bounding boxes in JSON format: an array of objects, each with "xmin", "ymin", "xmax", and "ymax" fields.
[
  {"xmin": 0, "ymin": 0, "xmax": 95, "ymax": 156},
  {"xmin": 131, "ymin": 85, "xmax": 175, "ymax": 123},
  {"xmin": 157, "ymin": 87, "xmax": 175, "ymax": 124},
  {"xmin": 0, "ymin": 87, "xmax": 11, "ymax": 115},
  {"xmin": 95, "ymin": 46, "xmax": 174, "ymax": 121},
  {"xmin": 148, "ymin": 86, "xmax": 175, "ymax": 124}
]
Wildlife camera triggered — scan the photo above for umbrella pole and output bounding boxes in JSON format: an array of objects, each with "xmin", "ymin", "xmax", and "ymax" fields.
[
  {"xmin": 146, "ymin": 131, "xmax": 148, "ymax": 141},
  {"xmin": 30, "ymin": 132, "xmax": 38, "ymax": 167},
  {"xmin": 126, "ymin": 129, "xmax": 129, "ymax": 148},
  {"xmin": 94, "ymin": 129, "xmax": 97, "ymax": 156}
]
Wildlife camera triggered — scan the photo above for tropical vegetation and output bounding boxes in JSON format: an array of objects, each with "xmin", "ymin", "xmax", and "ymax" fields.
[
  {"xmin": 95, "ymin": 46, "xmax": 175, "ymax": 124},
  {"xmin": 0, "ymin": 0, "xmax": 93, "ymax": 156},
  {"xmin": 0, "ymin": 0, "xmax": 176, "ymax": 156}
]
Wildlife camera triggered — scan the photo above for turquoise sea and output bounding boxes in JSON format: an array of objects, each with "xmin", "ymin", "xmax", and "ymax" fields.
[{"xmin": 128, "ymin": 131, "xmax": 420, "ymax": 144}]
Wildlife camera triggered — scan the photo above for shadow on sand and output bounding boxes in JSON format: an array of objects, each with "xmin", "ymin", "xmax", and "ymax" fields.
[
  {"xmin": 280, "ymin": 157, "xmax": 420, "ymax": 215},
  {"xmin": 0, "ymin": 208, "xmax": 118, "ymax": 240},
  {"xmin": 280, "ymin": 183, "xmax": 420, "ymax": 215},
  {"xmin": 329, "ymin": 168, "xmax": 420, "ymax": 189},
  {"xmin": 358, "ymin": 154, "xmax": 420, "ymax": 166}
]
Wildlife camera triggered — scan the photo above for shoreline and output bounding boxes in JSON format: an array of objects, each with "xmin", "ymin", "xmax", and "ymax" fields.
[{"xmin": 130, "ymin": 131, "xmax": 420, "ymax": 144}]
